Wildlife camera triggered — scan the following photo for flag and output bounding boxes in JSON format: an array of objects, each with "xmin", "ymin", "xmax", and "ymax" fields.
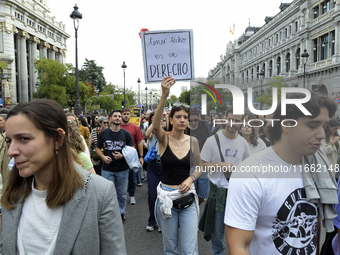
[{"xmin": 229, "ymin": 27, "xmax": 234, "ymax": 35}]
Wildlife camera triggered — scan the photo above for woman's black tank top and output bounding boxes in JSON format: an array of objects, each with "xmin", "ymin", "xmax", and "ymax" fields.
[{"xmin": 161, "ymin": 140, "xmax": 193, "ymax": 185}]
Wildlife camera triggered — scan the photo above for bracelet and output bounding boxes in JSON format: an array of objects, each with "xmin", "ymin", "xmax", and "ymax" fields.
[
  {"xmin": 189, "ymin": 175, "xmax": 196, "ymax": 182},
  {"xmin": 139, "ymin": 156, "xmax": 144, "ymax": 158}
]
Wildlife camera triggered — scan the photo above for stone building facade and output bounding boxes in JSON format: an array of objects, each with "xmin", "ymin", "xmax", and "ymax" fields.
[
  {"xmin": 0, "ymin": 0, "xmax": 69, "ymax": 107},
  {"xmin": 208, "ymin": 0, "xmax": 340, "ymax": 116}
]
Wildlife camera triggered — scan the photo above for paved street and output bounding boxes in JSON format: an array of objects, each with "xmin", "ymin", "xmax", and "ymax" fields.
[{"xmin": 123, "ymin": 178, "xmax": 223, "ymax": 255}]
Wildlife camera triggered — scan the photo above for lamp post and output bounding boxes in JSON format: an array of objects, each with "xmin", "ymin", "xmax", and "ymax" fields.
[
  {"xmin": 121, "ymin": 61, "xmax": 127, "ymax": 107},
  {"xmin": 137, "ymin": 78, "xmax": 141, "ymax": 105},
  {"xmin": 70, "ymin": 4, "xmax": 82, "ymax": 115},
  {"xmin": 35, "ymin": 81, "xmax": 40, "ymax": 99},
  {"xmin": 301, "ymin": 49, "xmax": 309, "ymax": 88},
  {"xmin": 145, "ymin": 86, "xmax": 148, "ymax": 111},
  {"xmin": 259, "ymin": 69, "xmax": 265, "ymax": 110}
]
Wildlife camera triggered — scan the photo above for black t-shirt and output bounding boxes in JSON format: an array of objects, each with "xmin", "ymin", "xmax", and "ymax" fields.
[
  {"xmin": 96, "ymin": 128, "xmax": 134, "ymax": 172},
  {"xmin": 185, "ymin": 120, "xmax": 211, "ymax": 151}
]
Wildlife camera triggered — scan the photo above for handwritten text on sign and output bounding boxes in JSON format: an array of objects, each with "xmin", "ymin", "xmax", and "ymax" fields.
[{"xmin": 141, "ymin": 30, "xmax": 194, "ymax": 83}]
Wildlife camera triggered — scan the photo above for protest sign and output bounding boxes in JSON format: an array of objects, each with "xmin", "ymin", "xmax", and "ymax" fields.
[
  {"xmin": 141, "ymin": 29, "xmax": 194, "ymax": 83},
  {"xmin": 129, "ymin": 106, "xmax": 141, "ymax": 126}
]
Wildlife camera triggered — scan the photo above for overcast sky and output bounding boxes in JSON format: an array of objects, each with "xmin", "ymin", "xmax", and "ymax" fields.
[{"xmin": 49, "ymin": 0, "xmax": 285, "ymax": 97}]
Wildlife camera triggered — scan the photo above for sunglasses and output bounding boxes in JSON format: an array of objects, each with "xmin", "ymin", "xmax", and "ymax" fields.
[
  {"xmin": 103, "ymin": 121, "xmax": 108, "ymax": 124},
  {"xmin": 189, "ymin": 119, "xmax": 199, "ymax": 122}
]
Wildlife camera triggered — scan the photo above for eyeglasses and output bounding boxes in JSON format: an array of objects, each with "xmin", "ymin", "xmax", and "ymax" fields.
[
  {"xmin": 103, "ymin": 122, "xmax": 108, "ymax": 124},
  {"xmin": 189, "ymin": 119, "xmax": 199, "ymax": 122}
]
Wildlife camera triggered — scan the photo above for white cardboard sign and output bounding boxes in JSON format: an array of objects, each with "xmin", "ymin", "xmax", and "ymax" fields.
[{"xmin": 141, "ymin": 29, "xmax": 194, "ymax": 83}]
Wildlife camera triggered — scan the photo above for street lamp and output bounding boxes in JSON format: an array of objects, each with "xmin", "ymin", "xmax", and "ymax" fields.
[
  {"xmin": 137, "ymin": 78, "xmax": 141, "ymax": 105},
  {"xmin": 259, "ymin": 70, "xmax": 265, "ymax": 110},
  {"xmin": 121, "ymin": 61, "xmax": 127, "ymax": 107},
  {"xmin": 301, "ymin": 49, "xmax": 309, "ymax": 88},
  {"xmin": 145, "ymin": 86, "xmax": 148, "ymax": 111},
  {"xmin": 35, "ymin": 81, "xmax": 40, "ymax": 99},
  {"xmin": 70, "ymin": 4, "xmax": 82, "ymax": 115}
]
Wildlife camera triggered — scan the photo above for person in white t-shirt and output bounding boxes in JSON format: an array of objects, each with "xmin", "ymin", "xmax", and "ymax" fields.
[
  {"xmin": 199, "ymin": 107, "xmax": 250, "ymax": 255},
  {"xmin": 239, "ymin": 123, "xmax": 266, "ymax": 155},
  {"xmin": 225, "ymin": 91, "xmax": 338, "ymax": 255}
]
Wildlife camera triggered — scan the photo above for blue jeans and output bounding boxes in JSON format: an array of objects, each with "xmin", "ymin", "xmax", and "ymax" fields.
[
  {"xmin": 211, "ymin": 198, "xmax": 226, "ymax": 255},
  {"xmin": 156, "ymin": 184, "xmax": 198, "ymax": 255},
  {"xmin": 128, "ymin": 168, "xmax": 142, "ymax": 197},
  {"xmin": 102, "ymin": 169, "xmax": 129, "ymax": 215},
  {"xmin": 147, "ymin": 160, "xmax": 162, "ymax": 227}
]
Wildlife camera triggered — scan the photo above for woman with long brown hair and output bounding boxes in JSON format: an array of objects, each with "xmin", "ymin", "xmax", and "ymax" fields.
[
  {"xmin": 1, "ymin": 99, "xmax": 126, "ymax": 254},
  {"xmin": 154, "ymin": 76, "xmax": 201, "ymax": 254}
]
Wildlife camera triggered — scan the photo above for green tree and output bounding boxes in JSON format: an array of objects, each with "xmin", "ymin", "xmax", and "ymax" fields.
[
  {"xmin": 34, "ymin": 59, "xmax": 92, "ymax": 110},
  {"xmin": 189, "ymin": 81, "xmax": 232, "ymax": 114},
  {"xmin": 79, "ymin": 59, "xmax": 106, "ymax": 92},
  {"xmin": 166, "ymin": 95, "xmax": 177, "ymax": 106},
  {"xmin": 0, "ymin": 59, "xmax": 8, "ymax": 98},
  {"xmin": 256, "ymin": 77, "xmax": 287, "ymax": 106},
  {"xmin": 179, "ymin": 90, "xmax": 190, "ymax": 105}
]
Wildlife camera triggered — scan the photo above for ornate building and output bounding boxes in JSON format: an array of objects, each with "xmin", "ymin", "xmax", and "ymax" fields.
[
  {"xmin": 0, "ymin": 0, "xmax": 69, "ymax": 107},
  {"xmin": 208, "ymin": 0, "xmax": 340, "ymax": 116}
]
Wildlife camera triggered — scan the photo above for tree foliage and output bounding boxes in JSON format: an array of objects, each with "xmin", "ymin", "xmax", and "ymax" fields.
[
  {"xmin": 166, "ymin": 95, "xmax": 178, "ymax": 106},
  {"xmin": 256, "ymin": 77, "xmax": 287, "ymax": 106},
  {"xmin": 79, "ymin": 59, "xmax": 106, "ymax": 92},
  {"xmin": 34, "ymin": 58, "xmax": 92, "ymax": 110},
  {"xmin": 179, "ymin": 90, "xmax": 190, "ymax": 105},
  {"xmin": 189, "ymin": 80, "xmax": 232, "ymax": 114}
]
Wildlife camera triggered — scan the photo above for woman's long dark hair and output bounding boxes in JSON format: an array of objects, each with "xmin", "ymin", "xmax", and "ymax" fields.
[
  {"xmin": 324, "ymin": 119, "xmax": 339, "ymax": 143},
  {"xmin": 1, "ymin": 99, "xmax": 83, "ymax": 210}
]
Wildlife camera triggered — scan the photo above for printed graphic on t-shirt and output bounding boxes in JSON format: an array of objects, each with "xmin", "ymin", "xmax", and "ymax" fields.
[
  {"xmin": 272, "ymin": 188, "xmax": 318, "ymax": 255},
  {"xmin": 104, "ymin": 140, "xmax": 125, "ymax": 150},
  {"xmin": 225, "ymin": 149, "xmax": 238, "ymax": 157}
]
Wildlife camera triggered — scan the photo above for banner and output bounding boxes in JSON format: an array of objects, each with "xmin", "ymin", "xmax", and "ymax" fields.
[
  {"xmin": 129, "ymin": 106, "xmax": 141, "ymax": 126},
  {"xmin": 141, "ymin": 29, "xmax": 194, "ymax": 83}
]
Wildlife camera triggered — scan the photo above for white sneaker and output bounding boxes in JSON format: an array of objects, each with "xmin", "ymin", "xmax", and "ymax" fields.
[
  {"xmin": 146, "ymin": 226, "xmax": 154, "ymax": 232},
  {"xmin": 158, "ymin": 227, "xmax": 162, "ymax": 233},
  {"xmin": 130, "ymin": 197, "xmax": 136, "ymax": 205}
]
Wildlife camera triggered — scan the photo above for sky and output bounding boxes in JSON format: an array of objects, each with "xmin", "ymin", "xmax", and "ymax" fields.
[{"xmin": 48, "ymin": 0, "xmax": 286, "ymax": 97}]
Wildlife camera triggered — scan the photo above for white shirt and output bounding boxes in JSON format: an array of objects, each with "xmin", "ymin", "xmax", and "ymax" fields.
[
  {"xmin": 17, "ymin": 181, "xmax": 64, "ymax": 255},
  {"xmin": 225, "ymin": 147, "xmax": 318, "ymax": 255},
  {"xmin": 200, "ymin": 132, "xmax": 250, "ymax": 188}
]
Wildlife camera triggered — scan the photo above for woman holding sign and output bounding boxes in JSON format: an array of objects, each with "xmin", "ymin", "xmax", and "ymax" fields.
[{"xmin": 153, "ymin": 76, "xmax": 201, "ymax": 255}]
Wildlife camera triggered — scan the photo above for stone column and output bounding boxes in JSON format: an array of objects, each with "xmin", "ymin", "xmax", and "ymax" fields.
[
  {"xmin": 19, "ymin": 30, "xmax": 30, "ymax": 102},
  {"xmin": 40, "ymin": 41, "xmax": 50, "ymax": 59},
  {"xmin": 333, "ymin": 21, "xmax": 340, "ymax": 62},
  {"xmin": 31, "ymin": 37, "xmax": 39, "ymax": 95},
  {"xmin": 50, "ymin": 45, "xmax": 57, "ymax": 60}
]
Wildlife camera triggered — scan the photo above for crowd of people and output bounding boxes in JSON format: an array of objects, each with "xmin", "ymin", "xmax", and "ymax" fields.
[{"xmin": 0, "ymin": 76, "xmax": 340, "ymax": 255}]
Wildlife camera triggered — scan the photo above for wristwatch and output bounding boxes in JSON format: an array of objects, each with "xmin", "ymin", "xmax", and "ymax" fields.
[{"xmin": 139, "ymin": 156, "xmax": 144, "ymax": 158}]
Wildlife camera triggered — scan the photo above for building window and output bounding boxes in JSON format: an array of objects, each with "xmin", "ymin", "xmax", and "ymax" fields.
[
  {"xmin": 322, "ymin": 0, "xmax": 330, "ymax": 14},
  {"xmin": 295, "ymin": 21, "xmax": 298, "ymax": 32},
  {"xmin": 296, "ymin": 48, "xmax": 300, "ymax": 68},
  {"xmin": 286, "ymin": 53, "xmax": 290, "ymax": 72},
  {"xmin": 269, "ymin": 60, "xmax": 273, "ymax": 77},
  {"xmin": 251, "ymin": 68, "xmax": 254, "ymax": 82},
  {"xmin": 314, "ymin": 6, "xmax": 319, "ymax": 18},
  {"xmin": 285, "ymin": 28, "xmax": 288, "ymax": 38},
  {"xmin": 246, "ymin": 70, "xmax": 248, "ymax": 83},
  {"xmin": 277, "ymin": 57, "xmax": 281, "ymax": 75},
  {"xmin": 321, "ymin": 34, "xmax": 329, "ymax": 60},
  {"xmin": 313, "ymin": 39, "xmax": 318, "ymax": 62},
  {"xmin": 276, "ymin": 34, "xmax": 278, "ymax": 42},
  {"xmin": 242, "ymin": 73, "xmax": 244, "ymax": 84},
  {"xmin": 256, "ymin": 66, "xmax": 259, "ymax": 80},
  {"xmin": 331, "ymin": 31, "xmax": 335, "ymax": 56}
]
